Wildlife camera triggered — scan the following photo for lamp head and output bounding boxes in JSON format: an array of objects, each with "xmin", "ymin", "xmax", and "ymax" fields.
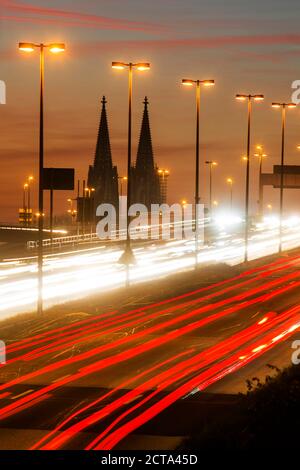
[
  {"xmin": 112, "ymin": 61, "xmax": 126, "ymax": 70},
  {"xmin": 182, "ymin": 79, "xmax": 194, "ymax": 86},
  {"xmin": 136, "ymin": 62, "xmax": 150, "ymax": 71},
  {"xmin": 19, "ymin": 42, "xmax": 35, "ymax": 52},
  {"xmin": 49, "ymin": 43, "xmax": 65, "ymax": 53}
]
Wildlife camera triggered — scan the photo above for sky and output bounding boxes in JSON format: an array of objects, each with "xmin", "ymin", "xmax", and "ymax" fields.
[{"xmin": 1, "ymin": 0, "xmax": 300, "ymax": 222}]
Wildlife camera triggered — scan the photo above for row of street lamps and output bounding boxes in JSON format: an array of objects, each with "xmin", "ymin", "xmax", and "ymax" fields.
[
  {"xmin": 182, "ymin": 84, "xmax": 296, "ymax": 263},
  {"xmin": 18, "ymin": 42, "xmax": 297, "ymax": 313}
]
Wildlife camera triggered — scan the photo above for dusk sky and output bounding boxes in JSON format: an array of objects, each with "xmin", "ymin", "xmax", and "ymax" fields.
[{"xmin": 1, "ymin": 0, "xmax": 300, "ymax": 221}]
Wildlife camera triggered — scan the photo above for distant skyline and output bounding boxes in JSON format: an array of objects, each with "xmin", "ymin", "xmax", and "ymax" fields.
[{"xmin": 1, "ymin": 0, "xmax": 300, "ymax": 221}]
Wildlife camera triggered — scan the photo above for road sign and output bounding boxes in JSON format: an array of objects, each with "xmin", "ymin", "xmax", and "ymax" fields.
[{"xmin": 43, "ymin": 168, "xmax": 75, "ymax": 191}]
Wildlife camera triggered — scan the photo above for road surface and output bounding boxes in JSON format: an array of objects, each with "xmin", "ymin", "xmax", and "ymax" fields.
[
  {"xmin": 0, "ymin": 251, "xmax": 300, "ymax": 449},
  {"xmin": 1, "ymin": 217, "xmax": 300, "ymax": 319}
]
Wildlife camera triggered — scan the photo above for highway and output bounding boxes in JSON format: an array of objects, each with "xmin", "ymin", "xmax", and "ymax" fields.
[
  {"xmin": 0, "ymin": 250, "xmax": 300, "ymax": 449},
  {"xmin": 1, "ymin": 216, "xmax": 300, "ymax": 319}
]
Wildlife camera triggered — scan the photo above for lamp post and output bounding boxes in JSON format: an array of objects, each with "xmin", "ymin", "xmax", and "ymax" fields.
[
  {"xmin": 236, "ymin": 93, "xmax": 264, "ymax": 262},
  {"xmin": 112, "ymin": 61, "xmax": 150, "ymax": 267},
  {"xmin": 205, "ymin": 160, "xmax": 217, "ymax": 216},
  {"xmin": 67, "ymin": 199, "xmax": 77, "ymax": 225},
  {"xmin": 84, "ymin": 187, "xmax": 95, "ymax": 236},
  {"xmin": 254, "ymin": 145, "xmax": 267, "ymax": 217},
  {"xmin": 19, "ymin": 42, "xmax": 65, "ymax": 314},
  {"xmin": 272, "ymin": 102, "xmax": 297, "ymax": 252},
  {"xmin": 227, "ymin": 178, "xmax": 233, "ymax": 211},
  {"xmin": 67, "ymin": 198, "xmax": 73, "ymax": 222},
  {"xmin": 24, "ymin": 184, "xmax": 28, "ymax": 209},
  {"xmin": 27, "ymin": 176, "xmax": 34, "ymax": 219},
  {"xmin": 182, "ymin": 78, "xmax": 215, "ymax": 263},
  {"xmin": 23, "ymin": 183, "xmax": 28, "ymax": 214}
]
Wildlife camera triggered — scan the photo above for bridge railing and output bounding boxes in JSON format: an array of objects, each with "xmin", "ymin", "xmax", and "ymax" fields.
[
  {"xmin": 26, "ymin": 218, "xmax": 205, "ymax": 250},
  {"xmin": 27, "ymin": 232, "xmax": 100, "ymax": 249}
]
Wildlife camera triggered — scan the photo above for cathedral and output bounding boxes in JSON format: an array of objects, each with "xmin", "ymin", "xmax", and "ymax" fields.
[
  {"xmin": 87, "ymin": 96, "xmax": 119, "ymax": 211},
  {"xmin": 131, "ymin": 97, "xmax": 162, "ymax": 208},
  {"xmin": 87, "ymin": 96, "xmax": 164, "ymax": 219}
]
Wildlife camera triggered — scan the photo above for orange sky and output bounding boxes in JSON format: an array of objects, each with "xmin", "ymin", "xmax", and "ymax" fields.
[{"xmin": 1, "ymin": 0, "xmax": 300, "ymax": 223}]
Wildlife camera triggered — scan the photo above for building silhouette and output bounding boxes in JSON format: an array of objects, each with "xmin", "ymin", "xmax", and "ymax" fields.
[
  {"xmin": 87, "ymin": 96, "xmax": 119, "ymax": 216},
  {"xmin": 131, "ymin": 97, "xmax": 162, "ymax": 209},
  {"xmin": 82, "ymin": 96, "xmax": 165, "ymax": 225}
]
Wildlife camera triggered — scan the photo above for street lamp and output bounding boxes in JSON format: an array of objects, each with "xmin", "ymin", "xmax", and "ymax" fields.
[
  {"xmin": 205, "ymin": 161, "xmax": 217, "ymax": 216},
  {"xmin": 227, "ymin": 178, "xmax": 234, "ymax": 211},
  {"xmin": 236, "ymin": 93, "xmax": 264, "ymax": 262},
  {"xmin": 84, "ymin": 187, "xmax": 95, "ymax": 198},
  {"xmin": 272, "ymin": 102, "xmax": 297, "ymax": 252},
  {"xmin": 23, "ymin": 183, "xmax": 29, "ymax": 212},
  {"xmin": 27, "ymin": 176, "xmax": 34, "ymax": 215},
  {"xmin": 182, "ymin": 78, "xmax": 215, "ymax": 263},
  {"xmin": 112, "ymin": 61, "xmax": 150, "ymax": 266},
  {"xmin": 19, "ymin": 42, "xmax": 65, "ymax": 314},
  {"xmin": 84, "ymin": 187, "xmax": 95, "ymax": 235},
  {"xmin": 181, "ymin": 199, "xmax": 188, "ymax": 208},
  {"xmin": 67, "ymin": 198, "xmax": 77, "ymax": 225},
  {"xmin": 254, "ymin": 145, "xmax": 267, "ymax": 217}
]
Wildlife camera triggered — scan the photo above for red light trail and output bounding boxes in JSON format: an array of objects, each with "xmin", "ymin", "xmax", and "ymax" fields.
[{"xmin": 0, "ymin": 255, "xmax": 299, "ymax": 450}]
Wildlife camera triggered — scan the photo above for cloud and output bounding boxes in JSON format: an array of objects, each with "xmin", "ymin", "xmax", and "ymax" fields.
[
  {"xmin": 0, "ymin": 0, "xmax": 164, "ymax": 32},
  {"xmin": 65, "ymin": 34, "xmax": 300, "ymax": 56}
]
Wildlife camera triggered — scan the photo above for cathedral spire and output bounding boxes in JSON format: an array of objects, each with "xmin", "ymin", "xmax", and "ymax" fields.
[
  {"xmin": 135, "ymin": 96, "xmax": 154, "ymax": 173},
  {"xmin": 93, "ymin": 95, "xmax": 113, "ymax": 170},
  {"xmin": 131, "ymin": 97, "xmax": 162, "ymax": 208},
  {"xmin": 87, "ymin": 96, "xmax": 119, "ymax": 212}
]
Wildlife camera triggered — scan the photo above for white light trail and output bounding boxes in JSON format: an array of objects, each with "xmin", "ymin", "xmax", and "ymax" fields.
[{"xmin": 1, "ymin": 217, "xmax": 300, "ymax": 320}]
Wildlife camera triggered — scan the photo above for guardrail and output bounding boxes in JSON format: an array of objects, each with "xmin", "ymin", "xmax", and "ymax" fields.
[
  {"xmin": 27, "ymin": 232, "xmax": 100, "ymax": 249},
  {"xmin": 26, "ymin": 218, "xmax": 205, "ymax": 250}
]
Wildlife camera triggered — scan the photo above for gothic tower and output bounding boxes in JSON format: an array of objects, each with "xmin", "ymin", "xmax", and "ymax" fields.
[
  {"xmin": 131, "ymin": 97, "xmax": 162, "ymax": 208},
  {"xmin": 88, "ymin": 97, "xmax": 119, "ymax": 215}
]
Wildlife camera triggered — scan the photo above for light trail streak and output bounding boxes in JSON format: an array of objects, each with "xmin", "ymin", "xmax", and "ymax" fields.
[
  {"xmin": 1, "ymin": 219, "xmax": 300, "ymax": 319},
  {"xmin": 0, "ymin": 253, "xmax": 299, "ymax": 450},
  {"xmin": 9, "ymin": 256, "xmax": 300, "ymax": 363},
  {"xmin": 30, "ymin": 349, "xmax": 195, "ymax": 450},
  {"xmin": 7, "ymin": 252, "xmax": 294, "ymax": 356},
  {"xmin": 91, "ymin": 313, "xmax": 300, "ymax": 450},
  {"xmin": 0, "ymin": 274, "xmax": 299, "ymax": 422},
  {"xmin": 34, "ymin": 311, "xmax": 284, "ymax": 450},
  {"xmin": 36, "ymin": 306, "xmax": 297, "ymax": 450}
]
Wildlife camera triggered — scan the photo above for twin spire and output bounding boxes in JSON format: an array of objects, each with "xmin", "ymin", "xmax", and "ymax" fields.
[
  {"xmin": 93, "ymin": 96, "xmax": 112, "ymax": 169},
  {"xmin": 88, "ymin": 95, "xmax": 163, "ymax": 210},
  {"xmin": 92, "ymin": 95, "xmax": 153, "ymax": 173},
  {"xmin": 135, "ymin": 96, "xmax": 155, "ymax": 174}
]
